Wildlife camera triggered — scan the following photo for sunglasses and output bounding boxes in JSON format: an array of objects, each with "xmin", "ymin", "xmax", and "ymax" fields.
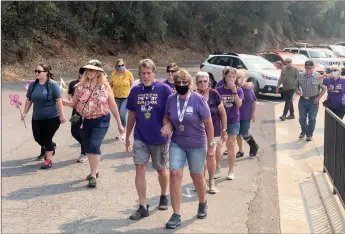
[
  {"xmin": 167, "ymin": 70, "xmax": 177, "ymax": 73},
  {"xmin": 117, "ymin": 64, "xmax": 124, "ymax": 68},
  {"xmin": 197, "ymin": 80, "xmax": 208, "ymax": 84},
  {"xmin": 175, "ymin": 81, "xmax": 188, "ymax": 85},
  {"xmin": 34, "ymin": 70, "xmax": 44, "ymax": 74}
]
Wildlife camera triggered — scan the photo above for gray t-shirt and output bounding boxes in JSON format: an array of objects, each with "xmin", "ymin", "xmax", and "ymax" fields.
[
  {"xmin": 279, "ymin": 66, "xmax": 300, "ymax": 91},
  {"xmin": 26, "ymin": 80, "xmax": 61, "ymax": 120}
]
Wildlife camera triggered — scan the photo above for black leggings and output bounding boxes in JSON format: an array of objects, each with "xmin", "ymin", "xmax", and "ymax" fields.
[{"xmin": 32, "ymin": 116, "xmax": 60, "ymax": 151}]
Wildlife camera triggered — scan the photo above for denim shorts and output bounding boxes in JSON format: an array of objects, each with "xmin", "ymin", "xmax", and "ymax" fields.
[
  {"xmin": 227, "ymin": 122, "xmax": 240, "ymax": 136},
  {"xmin": 80, "ymin": 113, "xmax": 110, "ymax": 155},
  {"xmin": 133, "ymin": 140, "xmax": 169, "ymax": 171},
  {"xmin": 169, "ymin": 141, "xmax": 206, "ymax": 174},
  {"xmin": 239, "ymin": 120, "xmax": 251, "ymax": 137}
]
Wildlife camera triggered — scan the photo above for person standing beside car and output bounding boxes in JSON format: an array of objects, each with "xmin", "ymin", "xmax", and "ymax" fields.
[{"xmin": 276, "ymin": 57, "xmax": 300, "ymax": 121}]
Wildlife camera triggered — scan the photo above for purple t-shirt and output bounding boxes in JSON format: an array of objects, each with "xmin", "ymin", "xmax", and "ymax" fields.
[
  {"xmin": 216, "ymin": 79, "xmax": 224, "ymax": 89},
  {"xmin": 207, "ymin": 89, "xmax": 222, "ymax": 137},
  {"xmin": 217, "ymin": 86, "xmax": 244, "ymax": 124},
  {"xmin": 240, "ymin": 88, "xmax": 257, "ymax": 121},
  {"xmin": 163, "ymin": 79, "xmax": 176, "ymax": 93},
  {"xmin": 323, "ymin": 78, "xmax": 345, "ymax": 109},
  {"xmin": 126, "ymin": 81, "xmax": 173, "ymax": 144},
  {"xmin": 165, "ymin": 91, "xmax": 211, "ymax": 149}
]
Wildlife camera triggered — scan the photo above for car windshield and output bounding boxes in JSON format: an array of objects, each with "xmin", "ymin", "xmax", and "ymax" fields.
[
  {"xmin": 309, "ymin": 50, "xmax": 328, "ymax": 58},
  {"xmin": 243, "ymin": 57, "xmax": 277, "ymax": 70},
  {"xmin": 280, "ymin": 54, "xmax": 307, "ymax": 64}
]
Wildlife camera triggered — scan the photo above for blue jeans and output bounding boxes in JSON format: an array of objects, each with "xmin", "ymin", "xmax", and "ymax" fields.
[
  {"xmin": 80, "ymin": 113, "xmax": 110, "ymax": 155},
  {"xmin": 298, "ymin": 97, "xmax": 319, "ymax": 137},
  {"xmin": 115, "ymin": 98, "xmax": 128, "ymax": 127},
  {"xmin": 169, "ymin": 142, "xmax": 206, "ymax": 174}
]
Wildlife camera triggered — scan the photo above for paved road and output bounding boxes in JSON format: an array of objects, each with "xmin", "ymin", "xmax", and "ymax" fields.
[{"xmin": 2, "ymin": 62, "xmax": 281, "ymax": 233}]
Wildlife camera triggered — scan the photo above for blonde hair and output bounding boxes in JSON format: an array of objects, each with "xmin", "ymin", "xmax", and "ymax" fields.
[
  {"xmin": 222, "ymin": 66, "xmax": 237, "ymax": 78},
  {"xmin": 138, "ymin": 59, "xmax": 156, "ymax": 75},
  {"xmin": 115, "ymin": 59, "xmax": 125, "ymax": 67},
  {"xmin": 173, "ymin": 69, "xmax": 193, "ymax": 89},
  {"xmin": 80, "ymin": 69, "xmax": 108, "ymax": 85}
]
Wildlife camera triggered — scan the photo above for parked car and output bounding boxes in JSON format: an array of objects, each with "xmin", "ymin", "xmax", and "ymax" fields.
[
  {"xmin": 258, "ymin": 51, "xmax": 326, "ymax": 75},
  {"xmin": 283, "ymin": 47, "xmax": 345, "ymax": 71},
  {"xmin": 200, "ymin": 52, "xmax": 282, "ymax": 96}
]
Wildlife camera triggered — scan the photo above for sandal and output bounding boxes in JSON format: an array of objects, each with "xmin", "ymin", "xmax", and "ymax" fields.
[{"xmin": 86, "ymin": 172, "xmax": 99, "ymax": 180}]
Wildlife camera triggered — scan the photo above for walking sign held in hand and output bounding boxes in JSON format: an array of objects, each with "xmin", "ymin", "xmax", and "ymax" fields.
[{"xmin": 9, "ymin": 94, "xmax": 27, "ymax": 128}]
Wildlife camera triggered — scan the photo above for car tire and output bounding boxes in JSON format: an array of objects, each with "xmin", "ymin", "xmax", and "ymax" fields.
[
  {"xmin": 208, "ymin": 73, "xmax": 216, "ymax": 89},
  {"xmin": 248, "ymin": 78, "xmax": 260, "ymax": 97}
]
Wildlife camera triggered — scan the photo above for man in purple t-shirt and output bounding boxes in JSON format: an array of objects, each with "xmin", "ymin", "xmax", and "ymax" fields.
[
  {"xmin": 126, "ymin": 59, "xmax": 173, "ymax": 220},
  {"xmin": 163, "ymin": 62, "xmax": 178, "ymax": 93}
]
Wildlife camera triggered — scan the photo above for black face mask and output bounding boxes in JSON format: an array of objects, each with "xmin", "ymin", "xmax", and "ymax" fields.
[{"xmin": 176, "ymin": 85, "xmax": 189, "ymax": 95}]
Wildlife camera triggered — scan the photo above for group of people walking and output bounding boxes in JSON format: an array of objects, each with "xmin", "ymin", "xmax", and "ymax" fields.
[
  {"xmin": 21, "ymin": 58, "xmax": 259, "ymax": 229},
  {"xmin": 277, "ymin": 58, "xmax": 345, "ymax": 141}
]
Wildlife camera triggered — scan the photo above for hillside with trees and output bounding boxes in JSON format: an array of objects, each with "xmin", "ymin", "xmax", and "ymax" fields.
[{"xmin": 2, "ymin": 1, "xmax": 345, "ymax": 80}]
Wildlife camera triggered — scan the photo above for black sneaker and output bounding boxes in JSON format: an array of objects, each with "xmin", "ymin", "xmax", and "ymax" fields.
[
  {"xmin": 286, "ymin": 115, "xmax": 295, "ymax": 120},
  {"xmin": 88, "ymin": 177, "xmax": 97, "ymax": 188},
  {"xmin": 197, "ymin": 201, "xmax": 208, "ymax": 219},
  {"xmin": 41, "ymin": 159, "xmax": 52, "ymax": 169},
  {"xmin": 306, "ymin": 136, "xmax": 313, "ymax": 141},
  {"xmin": 299, "ymin": 132, "xmax": 306, "ymax": 139},
  {"xmin": 279, "ymin": 116, "xmax": 286, "ymax": 121},
  {"xmin": 158, "ymin": 195, "xmax": 168, "ymax": 210},
  {"xmin": 236, "ymin": 151, "xmax": 244, "ymax": 158},
  {"xmin": 129, "ymin": 205, "xmax": 149, "ymax": 220},
  {"xmin": 166, "ymin": 214, "xmax": 181, "ymax": 229}
]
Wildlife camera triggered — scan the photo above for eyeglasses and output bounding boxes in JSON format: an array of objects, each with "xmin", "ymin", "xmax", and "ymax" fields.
[
  {"xmin": 167, "ymin": 70, "xmax": 177, "ymax": 73},
  {"xmin": 197, "ymin": 80, "xmax": 208, "ymax": 84},
  {"xmin": 34, "ymin": 70, "xmax": 44, "ymax": 74},
  {"xmin": 117, "ymin": 64, "xmax": 124, "ymax": 68},
  {"xmin": 175, "ymin": 81, "xmax": 188, "ymax": 85}
]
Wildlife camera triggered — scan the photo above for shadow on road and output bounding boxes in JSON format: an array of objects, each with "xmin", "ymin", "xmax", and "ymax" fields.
[
  {"xmin": 3, "ymin": 179, "xmax": 87, "ymax": 200},
  {"xmin": 58, "ymin": 214, "xmax": 196, "ymax": 233},
  {"xmin": 271, "ymin": 139, "xmax": 309, "ymax": 151},
  {"xmin": 2, "ymin": 159, "xmax": 77, "ymax": 178}
]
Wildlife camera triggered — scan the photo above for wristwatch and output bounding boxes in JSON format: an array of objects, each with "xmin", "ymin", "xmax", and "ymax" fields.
[
  {"xmin": 209, "ymin": 141, "xmax": 216, "ymax": 148},
  {"xmin": 222, "ymin": 129, "xmax": 227, "ymax": 132}
]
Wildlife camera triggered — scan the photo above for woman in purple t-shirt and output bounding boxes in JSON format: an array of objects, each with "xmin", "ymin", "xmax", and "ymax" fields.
[
  {"xmin": 163, "ymin": 69, "xmax": 215, "ymax": 229},
  {"xmin": 195, "ymin": 71, "xmax": 227, "ymax": 194},
  {"xmin": 320, "ymin": 65, "xmax": 345, "ymax": 119},
  {"xmin": 216, "ymin": 67, "xmax": 244, "ymax": 180}
]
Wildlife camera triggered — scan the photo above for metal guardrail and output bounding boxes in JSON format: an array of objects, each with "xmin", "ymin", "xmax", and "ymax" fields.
[{"xmin": 323, "ymin": 108, "xmax": 345, "ymax": 208}]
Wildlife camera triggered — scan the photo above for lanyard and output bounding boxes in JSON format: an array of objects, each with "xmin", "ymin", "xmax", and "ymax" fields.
[{"xmin": 177, "ymin": 91, "xmax": 192, "ymax": 122}]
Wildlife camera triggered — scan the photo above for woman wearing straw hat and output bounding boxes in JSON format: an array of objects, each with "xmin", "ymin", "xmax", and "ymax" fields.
[{"xmin": 63, "ymin": 61, "xmax": 124, "ymax": 188}]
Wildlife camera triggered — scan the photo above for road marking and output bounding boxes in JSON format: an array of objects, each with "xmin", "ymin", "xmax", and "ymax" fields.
[{"xmin": 182, "ymin": 187, "xmax": 195, "ymax": 198}]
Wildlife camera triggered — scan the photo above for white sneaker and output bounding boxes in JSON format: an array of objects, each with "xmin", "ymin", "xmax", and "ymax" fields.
[
  {"xmin": 226, "ymin": 171, "xmax": 234, "ymax": 180},
  {"xmin": 77, "ymin": 154, "xmax": 87, "ymax": 163},
  {"xmin": 214, "ymin": 169, "xmax": 222, "ymax": 179}
]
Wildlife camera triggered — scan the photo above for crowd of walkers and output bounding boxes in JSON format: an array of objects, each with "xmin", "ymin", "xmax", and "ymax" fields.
[{"xmin": 20, "ymin": 56, "xmax": 344, "ymax": 229}]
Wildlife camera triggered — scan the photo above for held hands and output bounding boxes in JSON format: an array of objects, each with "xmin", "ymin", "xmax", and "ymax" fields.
[
  {"xmin": 21, "ymin": 113, "xmax": 27, "ymax": 121},
  {"xmin": 62, "ymin": 99, "xmax": 70, "ymax": 107},
  {"xmin": 161, "ymin": 123, "xmax": 173, "ymax": 137},
  {"xmin": 314, "ymin": 97, "xmax": 320, "ymax": 104},
  {"xmin": 296, "ymin": 90, "xmax": 301, "ymax": 95},
  {"xmin": 118, "ymin": 125, "xmax": 125, "ymax": 135}
]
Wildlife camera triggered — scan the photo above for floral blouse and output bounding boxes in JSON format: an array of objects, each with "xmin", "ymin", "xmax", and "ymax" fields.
[{"xmin": 74, "ymin": 83, "xmax": 109, "ymax": 118}]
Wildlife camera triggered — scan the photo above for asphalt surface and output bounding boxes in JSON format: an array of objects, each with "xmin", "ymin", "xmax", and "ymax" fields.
[{"xmin": 2, "ymin": 62, "xmax": 281, "ymax": 233}]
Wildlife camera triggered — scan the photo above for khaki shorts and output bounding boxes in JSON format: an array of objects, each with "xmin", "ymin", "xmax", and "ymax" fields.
[{"xmin": 133, "ymin": 140, "xmax": 169, "ymax": 171}]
